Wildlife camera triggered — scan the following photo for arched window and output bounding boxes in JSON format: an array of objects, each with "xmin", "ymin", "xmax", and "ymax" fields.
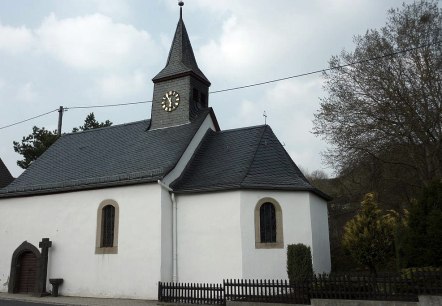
[
  {"xmin": 96, "ymin": 200, "xmax": 119, "ymax": 254},
  {"xmin": 260, "ymin": 203, "xmax": 276, "ymax": 243},
  {"xmin": 101, "ymin": 205, "xmax": 115, "ymax": 247},
  {"xmin": 255, "ymin": 198, "xmax": 283, "ymax": 249}
]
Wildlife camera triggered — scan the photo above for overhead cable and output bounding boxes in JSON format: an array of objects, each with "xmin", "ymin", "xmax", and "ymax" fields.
[
  {"xmin": 1, "ymin": 40, "xmax": 440, "ymax": 130},
  {"xmin": 209, "ymin": 40, "xmax": 442, "ymax": 94},
  {"xmin": 0, "ymin": 109, "xmax": 58, "ymax": 130},
  {"xmin": 66, "ymin": 100, "xmax": 152, "ymax": 110}
]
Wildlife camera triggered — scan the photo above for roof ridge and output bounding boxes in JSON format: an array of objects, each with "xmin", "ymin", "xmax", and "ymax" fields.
[
  {"xmin": 162, "ymin": 113, "xmax": 212, "ymax": 179},
  {"xmin": 64, "ymin": 119, "xmax": 150, "ymax": 136},
  {"xmin": 219, "ymin": 124, "xmax": 266, "ymax": 134},
  {"xmin": 239, "ymin": 125, "xmax": 268, "ymax": 186},
  {"xmin": 169, "ymin": 128, "xmax": 214, "ymax": 189}
]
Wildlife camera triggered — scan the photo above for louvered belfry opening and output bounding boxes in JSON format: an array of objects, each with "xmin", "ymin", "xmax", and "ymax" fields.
[
  {"xmin": 260, "ymin": 202, "xmax": 276, "ymax": 243},
  {"xmin": 101, "ymin": 205, "xmax": 115, "ymax": 247},
  {"xmin": 17, "ymin": 251, "xmax": 37, "ymax": 293}
]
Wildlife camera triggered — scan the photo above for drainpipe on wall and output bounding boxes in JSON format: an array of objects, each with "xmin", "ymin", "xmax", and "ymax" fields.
[{"xmin": 158, "ymin": 180, "xmax": 178, "ymax": 283}]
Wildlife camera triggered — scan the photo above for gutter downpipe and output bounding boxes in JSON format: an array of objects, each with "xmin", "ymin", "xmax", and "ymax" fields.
[{"xmin": 158, "ymin": 180, "xmax": 178, "ymax": 282}]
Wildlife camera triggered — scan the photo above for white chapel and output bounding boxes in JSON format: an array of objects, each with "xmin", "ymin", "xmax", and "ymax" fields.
[{"xmin": 0, "ymin": 3, "xmax": 331, "ymax": 300}]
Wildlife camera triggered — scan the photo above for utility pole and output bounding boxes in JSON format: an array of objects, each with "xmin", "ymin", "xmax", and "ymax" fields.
[{"xmin": 57, "ymin": 106, "xmax": 64, "ymax": 136}]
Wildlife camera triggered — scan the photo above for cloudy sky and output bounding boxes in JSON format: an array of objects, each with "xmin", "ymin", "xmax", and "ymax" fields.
[{"xmin": 0, "ymin": 0, "xmax": 420, "ymax": 178}]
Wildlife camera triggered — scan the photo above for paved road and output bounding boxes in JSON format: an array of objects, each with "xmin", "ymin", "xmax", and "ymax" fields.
[
  {"xmin": 0, "ymin": 293, "xmax": 157, "ymax": 306},
  {"xmin": 0, "ymin": 300, "xmax": 66, "ymax": 306}
]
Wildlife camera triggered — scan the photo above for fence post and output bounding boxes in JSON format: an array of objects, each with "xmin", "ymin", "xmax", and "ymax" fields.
[{"xmin": 158, "ymin": 281, "xmax": 161, "ymax": 302}]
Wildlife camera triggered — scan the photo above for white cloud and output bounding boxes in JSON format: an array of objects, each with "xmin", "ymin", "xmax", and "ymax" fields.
[
  {"xmin": 195, "ymin": 0, "xmax": 401, "ymax": 86},
  {"xmin": 95, "ymin": 70, "xmax": 148, "ymax": 100},
  {"xmin": 36, "ymin": 13, "xmax": 159, "ymax": 71},
  {"xmin": 92, "ymin": 0, "xmax": 131, "ymax": 19},
  {"xmin": 0, "ymin": 24, "xmax": 33, "ymax": 54},
  {"xmin": 160, "ymin": 33, "xmax": 173, "ymax": 53},
  {"xmin": 196, "ymin": 2, "xmax": 311, "ymax": 83},
  {"xmin": 16, "ymin": 82, "xmax": 39, "ymax": 103}
]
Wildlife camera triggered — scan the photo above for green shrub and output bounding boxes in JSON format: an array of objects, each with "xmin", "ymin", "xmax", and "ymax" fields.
[
  {"xmin": 342, "ymin": 193, "xmax": 397, "ymax": 274},
  {"xmin": 287, "ymin": 243, "xmax": 313, "ymax": 283}
]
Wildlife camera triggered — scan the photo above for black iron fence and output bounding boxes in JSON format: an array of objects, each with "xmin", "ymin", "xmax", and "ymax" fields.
[
  {"xmin": 158, "ymin": 282, "xmax": 224, "ymax": 304},
  {"xmin": 158, "ymin": 270, "xmax": 442, "ymax": 305},
  {"xmin": 309, "ymin": 273, "xmax": 416, "ymax": 302},
  {"xmin": 224, "ymin": 279, "xmax": 310, "ymax": 304}
]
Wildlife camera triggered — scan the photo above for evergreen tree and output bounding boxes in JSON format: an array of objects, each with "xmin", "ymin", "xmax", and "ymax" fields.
[
  {"xmin": 342, "ymin": 193, "xmax": 397, "ymax": 274},
  {"xmin": 13, "ymin": 126, "xmax": 58, "ymax": 169},
  {"xmin": 72, "ymin": 112, "xmax": 112, "ymax": 132}
]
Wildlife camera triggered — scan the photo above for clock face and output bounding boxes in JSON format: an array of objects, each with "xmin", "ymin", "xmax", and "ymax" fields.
[{"xmin": 162, "ymin": 90, "xmax": 180, "ymax": 112}]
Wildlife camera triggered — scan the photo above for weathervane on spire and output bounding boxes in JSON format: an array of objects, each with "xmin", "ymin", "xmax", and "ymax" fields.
[{"xmin": 179, "ymin": 1, "xmax": 184, "ymax": 18}]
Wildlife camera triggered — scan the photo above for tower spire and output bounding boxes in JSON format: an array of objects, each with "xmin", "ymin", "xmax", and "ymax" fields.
[{"xmin": 152, "ymin": 1, "xmax": 210, "ymax": 86}]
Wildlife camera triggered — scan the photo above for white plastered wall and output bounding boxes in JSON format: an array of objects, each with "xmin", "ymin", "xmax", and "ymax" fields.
[
  {"xmin": 241, "ymin": 190, "xmax": 330, "ymax": 279},
  {"xmin": 240, "ymin": 190, "xmax": 314, "ymax": 280},
  {"xmin": 176, "ymin": 191, "xmax": 243, "ymax": 283},
  {"xmin": 309, "ymin": 193, "xmax": 331, "ymax": 273},
  {"xmin": 0, "ymin": 183, "xmax": 163, "ymax": 299},
  {"xmin": 160, "ymin": 186, "xmax": 173, "ymax": 282},
  {"xmin": 175, "ymin": 189, "xmax": 331, "ymax": 283}
]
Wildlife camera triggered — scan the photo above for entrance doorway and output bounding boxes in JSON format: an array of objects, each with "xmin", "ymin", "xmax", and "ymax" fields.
[
  {"xmin": 8, "ymin": 241, "xmax": 42, "ymax": 294},
  {"xmin": 17, "ymin": 251, "xmax": 38, "ymax": 293}
]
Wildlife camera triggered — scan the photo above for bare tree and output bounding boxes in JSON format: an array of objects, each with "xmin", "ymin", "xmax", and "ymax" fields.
[{"xmin": 314, "ymin": 0, "xmax": 442, "ymax": 185}]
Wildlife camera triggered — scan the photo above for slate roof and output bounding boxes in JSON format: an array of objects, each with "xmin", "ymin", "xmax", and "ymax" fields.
[
  {"xmin": 0, "ymin": 158, "xmax": 14, "ymax": 188},
  {"xmin": 0, "ymin": 112, "xmax": 210, "ymax": 198},
  {"xmin": 0, "ymin": 117, "xmax": 329, "ymax": 200},
  {"xmin": 152, "ymin": 14, "xmax": 210, "ymax": 85},
  {"xmin": 171, "ymin": 125, "xmax": 330, "ymax": 200}
]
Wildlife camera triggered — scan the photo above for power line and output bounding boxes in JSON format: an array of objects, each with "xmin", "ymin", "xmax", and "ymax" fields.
[
  {"xmin": 0, "ymin": 109, "xmax": 58, "ymax": 130},
  {"xmin": 1, "ymin": 40, "xmax": 440, "ymax": 130},
  {"xmin": 0, "ymin": 101, "xmax": 152, "ymax": 131},
  {"xmin": 209, "ymin": 40, "xmax": 442, "ymax": 94},
  {"xmin": 66, "ymin": 100, "xmax": 151, "ymax": 110}
]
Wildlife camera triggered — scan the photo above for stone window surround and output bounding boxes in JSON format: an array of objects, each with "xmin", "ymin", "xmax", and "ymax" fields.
[
  {"xmin": 95, "ymin": 199, "xmax": 119, "ymax": 254},
  {"xmin": 254, "ymin": 197, "xmax": 284, "ymax": 249}
]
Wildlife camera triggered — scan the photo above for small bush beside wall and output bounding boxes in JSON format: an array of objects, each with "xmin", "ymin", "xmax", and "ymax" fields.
[{"xmin": 287, "ymin": 243, "xmax": 313, "ymax": 283}]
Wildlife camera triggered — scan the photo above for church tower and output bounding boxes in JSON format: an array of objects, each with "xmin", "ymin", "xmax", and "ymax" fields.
[{"xmin": 150, "ymin": 2, "xmax": 211, "ymax": 130}]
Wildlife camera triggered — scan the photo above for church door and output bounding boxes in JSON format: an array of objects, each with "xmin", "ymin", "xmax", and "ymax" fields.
[{"xmin": 17, "ymin": 251, "xmax": 38, "ymax": 293}]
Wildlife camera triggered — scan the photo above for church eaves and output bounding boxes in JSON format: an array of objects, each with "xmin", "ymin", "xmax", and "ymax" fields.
[{"xmin": 152, "ymin": 6, "xmax": 210, "ymax": 86}]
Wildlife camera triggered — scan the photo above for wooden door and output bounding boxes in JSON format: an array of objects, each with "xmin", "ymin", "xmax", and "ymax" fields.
[{"xmin": 17, "ymin": 251, "xmax": 37, "ymax": 293}]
